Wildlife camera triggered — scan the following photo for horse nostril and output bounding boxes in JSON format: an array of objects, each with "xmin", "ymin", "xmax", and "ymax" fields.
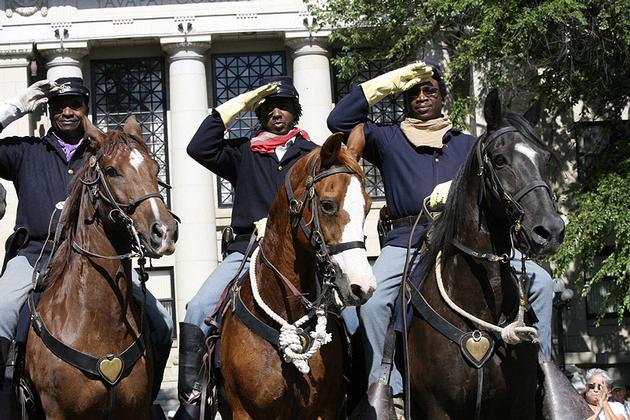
[
  {"xmin": 532, "ymin": 225, "xmax": 551, "ymax": 246},
  {"xmin": 151, "ymin": 222, "xmax": 164, "ymax": 242},
  {"xmin": 351, "ymin": 284, "xmax": 369, "ymax": 302}
]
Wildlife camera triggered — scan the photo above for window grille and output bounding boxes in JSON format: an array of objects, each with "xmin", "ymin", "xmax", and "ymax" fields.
[
  {"xmin": 212, "ymin": 52, "xmax": 286, "ymax": 207},
  {"xmin": 91, "ymin": 58, "xmax": 170, "ymax": 205},
  {"xmin": 333, "ymin": 57, "xmax": 405, "ymax": 200}
]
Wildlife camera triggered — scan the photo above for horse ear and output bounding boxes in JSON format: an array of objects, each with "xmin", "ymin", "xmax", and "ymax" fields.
[
  {"xmin": 82, "ymin": 116, "xmax": 105, "ymax": 149},
  {"xmin": 483, "ymin": 88, "xmax": 502, "ymax": 131},
  {"xmin": 123, "ymin": 115, "xmax": 143, "ymax": 140},
  {"xmin": 523, "ymin": 96, "xmax": 543, "ymax": 127},
  {"xmin": 346, "ymin": 124, "xmax": 365, "ymax": 162},
  {"xmin": 320, "ymin": 132, "xmax": 343, "ymax": 169}
]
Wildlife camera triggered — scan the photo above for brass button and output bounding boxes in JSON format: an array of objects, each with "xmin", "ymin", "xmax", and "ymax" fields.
[
  {"xmin": 67, "ymin": 169, "xmax": 74, "ymax": 175},
  {"xmin": 278, "ymin": 165, "xmax": 283, "ymax": 171}
]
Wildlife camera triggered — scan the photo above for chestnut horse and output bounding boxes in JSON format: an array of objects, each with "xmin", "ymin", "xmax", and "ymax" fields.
[
  {"xmin": 406, "ymin": 90, "xmax": 585, "ymax": 419},
  {"xmin": 219, "ymin": 128, "xmax": 376, "ymax": 419},
  {"xmin": 23, "ymin": 116, "xmax": 178, "ymax": 419}
]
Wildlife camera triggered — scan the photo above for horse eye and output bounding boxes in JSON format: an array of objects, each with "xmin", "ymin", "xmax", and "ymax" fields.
[
  {"xmin": 493, "ymin": 154, "xmax": 507, "ymax": 167},
  {"xmin": 105, "ymin": 166, "xmax": 120, "ymax": 177},
  {"xmin": 320, "ymin": 200, "xmax": 337, "ymax": 215}
]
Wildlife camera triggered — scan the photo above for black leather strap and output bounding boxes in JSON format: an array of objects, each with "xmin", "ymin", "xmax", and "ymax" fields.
[
  {"xmin": 408, "ymin": 285, "xmax": 467, "ymax": 345},
  {"xmin": 377, "ymin": 309, "xmax": 397, "ymax": 385},
  {"xmin": 232, "ymin": 289, "xmax": 320, "ymax": 350},
  {"xmin": 233, "ymin": 291, "xmax": 280, "ymax": 348},
  {"xmin": 30, "ymin": 298, "xmax": 145, "ymax": 387}
]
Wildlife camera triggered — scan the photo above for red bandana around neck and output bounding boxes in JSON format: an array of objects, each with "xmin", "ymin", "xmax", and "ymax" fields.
[{"xmin": 250, "ymin": 127, "xmax": 311, "ymax": 154}]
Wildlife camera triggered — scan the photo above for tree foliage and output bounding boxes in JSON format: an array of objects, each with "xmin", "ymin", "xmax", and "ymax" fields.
[
  {"xmin": 308, "ymin": 0, "xmax": 630, "ymax": 320},
  {"xmin": 308, "ymin": 0, "xmax": 630, "ymax": 119}
]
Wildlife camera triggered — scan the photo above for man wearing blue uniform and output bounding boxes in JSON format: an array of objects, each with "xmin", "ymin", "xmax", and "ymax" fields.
[
  {"xmin": 327, "ymin": 61, "xmax": 555, "ymax": 408},
  {"xmin": 175, "ymin": 76, "xmax": 317, "ymax": 419},
  {"xmin": 0, "ymin": 78, "xmax": 174, "ymax": 407}
]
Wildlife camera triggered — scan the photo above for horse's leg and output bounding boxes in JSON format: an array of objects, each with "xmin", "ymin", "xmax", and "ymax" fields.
[{"xmin": 223, "ymin": 392, "xmax": 252, "ymax": 420}]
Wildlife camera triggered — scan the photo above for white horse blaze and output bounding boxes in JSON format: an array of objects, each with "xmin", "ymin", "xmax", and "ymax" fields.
[
  {"xmin": 514, "ymin": 142, "xmax": 538, "ymax": 164},
  {"xmin": 129, "ymin": 149, "xmax": 145, "ymax": 172},
  {"xmin": 331, "ymin": 176, "xmax": 377, "ymax": 296}
]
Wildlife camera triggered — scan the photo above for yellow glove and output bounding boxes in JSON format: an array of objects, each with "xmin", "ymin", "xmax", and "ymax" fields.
[
  {"xmin": 428, "ymin": 180, "xmax": 452, "ymax": 209},
  {"xmin": 360, "ymin": 62, "xmax": 434, "ymax": 106},
  {"xmin": 215, "ymin": 83, "xmax": 279, "ymax": 128},
  {"xmin": 0, "ymin": 80, "xmax": 60, "ymax": 128},
  {"xmin": 254, "ymin": 217, "xmax": 267, "ymax": 241}
]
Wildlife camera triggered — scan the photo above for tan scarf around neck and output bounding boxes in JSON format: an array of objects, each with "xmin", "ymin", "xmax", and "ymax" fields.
[{"xmin": 400, "ymin": 116, "xmax": 453, "ymax": 148}]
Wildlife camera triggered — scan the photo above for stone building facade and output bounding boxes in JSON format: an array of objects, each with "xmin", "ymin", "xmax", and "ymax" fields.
[{"xmin": 0, "ymin": 0, "xmax": 627, "ymax": 412}]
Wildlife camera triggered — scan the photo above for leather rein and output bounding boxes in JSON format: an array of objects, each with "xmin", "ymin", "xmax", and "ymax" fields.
[
  {"xmin": 401, "ymin": 125, "xmax": 553, "ymax": 420},
  {"xmin": 234, "ymin": 157, "xmax": 366, "ymax": 348},
  {"xmin": 29, "ymin": 143, "xmax": 179, "ymax": 391}
]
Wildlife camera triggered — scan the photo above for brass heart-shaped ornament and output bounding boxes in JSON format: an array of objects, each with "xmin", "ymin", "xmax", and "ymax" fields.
[
  {"xmin": 98, "ymin": 355, "xmax": 124, "ymax": 386},
  {"xmin": 460, "ymin": 331, "xmax": 495, "ymax": 369}
]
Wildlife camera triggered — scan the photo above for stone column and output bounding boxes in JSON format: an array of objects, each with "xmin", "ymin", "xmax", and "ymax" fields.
[
  {"xmin": 37, "ymin": 41, "xmax": 89, "ymax": 82},
  {"xmin": 160, "ymin": 36, "xmax": 215, "ymax": 326},
  {"xmin": 286, "ymin": 37, "xmax": 333, "ymax": 145},
  {"xmin": 0, "ymin": 44, "xmax": 32, "ymax": 262}
]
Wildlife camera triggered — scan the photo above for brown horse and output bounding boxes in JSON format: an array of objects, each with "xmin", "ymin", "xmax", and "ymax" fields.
[
  {"xmin": 219, "ymin": 127, "xmax": 376, "ymax": 419},
  {"xmin": 23, "ymin": 116, "xmax": 178, "ymax": 419},
  {"xmin": 406, "ymin": 90, "xmax": 590, "ymax": 419}
]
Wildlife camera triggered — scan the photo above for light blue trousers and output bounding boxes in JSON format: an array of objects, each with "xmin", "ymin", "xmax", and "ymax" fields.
[
  {"xmin": 0, "ymin": 255, "xmax": 173, "ymax": 346},
  {"xmin": 184, "ymin": 252, "xmax": 250, "ymax": 335},
  {"xmin": 353, "ymin": 246, "xmax": 553, "ymax": 395}
]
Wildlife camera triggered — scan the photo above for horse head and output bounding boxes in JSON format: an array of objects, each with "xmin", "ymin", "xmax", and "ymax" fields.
[
  {"xmin": 81, "ymin": 115, "xmax": 179, "ymax": 258},
  {"xmin": 480, "ymin": 89, "xmax": 564, "ymax": 256},
  {"xmin": 286, "ymin": 124, "xmax": 376, "ymax": 306}
]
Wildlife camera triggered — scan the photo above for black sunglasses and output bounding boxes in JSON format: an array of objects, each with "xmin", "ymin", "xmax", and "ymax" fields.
[
  {"xmin": 407, "ymin": 85, "xmax": 440, "ymax": 99},
  {"xmin": 587, "ymin": 383, "xmax": 603, "ymax": 390}
]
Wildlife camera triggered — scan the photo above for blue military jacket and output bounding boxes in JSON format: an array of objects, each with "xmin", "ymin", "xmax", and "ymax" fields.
[
  {"xmin": 187, "ymin": 110, "xmax": 318, "ymax": 255},
  {"xmin": 0, "ymin": 128, "xmax": 88, "ymax": 266},
  {"xmin": 327, "ymin": 85, "xmax": 476, "ymax": 248}
]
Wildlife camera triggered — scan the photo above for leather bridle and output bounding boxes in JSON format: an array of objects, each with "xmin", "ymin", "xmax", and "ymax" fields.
[
  {"xmin": 28, "ymin": 140, "xmax": 180, "ymax": 395},
  {"xmin": 282, "ymin": 156, "xmax": 366, "ymax": 306},
  {"xmin": 75, "ymin": 146, "xmax": 180, "ymax": 261},
  {"xmin": 474, "ymin": 126, "xmax": 553, "ymax": 255}
]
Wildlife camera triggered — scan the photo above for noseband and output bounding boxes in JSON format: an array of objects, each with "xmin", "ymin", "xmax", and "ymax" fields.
[{"xmin": 475, "ymin": 126, "xmax": 553, "ymax": 253}]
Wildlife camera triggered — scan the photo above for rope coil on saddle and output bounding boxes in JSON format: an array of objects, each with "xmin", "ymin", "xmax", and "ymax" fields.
[{"xmin": 249, "ymin": 246, "xmax": 332, "ymax": 374}]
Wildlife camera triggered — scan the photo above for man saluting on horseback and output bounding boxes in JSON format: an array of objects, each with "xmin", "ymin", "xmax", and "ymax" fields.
[
  {"xmin": 0, "ymin": 78, "xmax": 174, "ymax": 408},
  {"xmin": 327, "ymin": 60, "xmax": 562, "ymax": 415},
  {"xmin": 176, "ymin": 76, "xmax": 317, "ymax": 419}
]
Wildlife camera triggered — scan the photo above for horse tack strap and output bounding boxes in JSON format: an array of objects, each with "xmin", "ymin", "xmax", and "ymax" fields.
[
  {"xmin": 30, "ymin": 302, "xmax": 145, "ymax": 387},
  {"xmin": 408, "ymin": 287, "xmax": 495, "ymax": 369},
  {"xmin": 233, "ymin": 289, "xmax": 319, "ymax": 350},
  {"xmin": 233, "ymin": 291, "xmax": 280, "ymax": 347}
]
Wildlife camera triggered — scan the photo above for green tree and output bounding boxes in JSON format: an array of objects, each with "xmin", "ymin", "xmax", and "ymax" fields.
[{"xmin": 309, "ymin": 0, "xmax": 630, "ymax": 320}]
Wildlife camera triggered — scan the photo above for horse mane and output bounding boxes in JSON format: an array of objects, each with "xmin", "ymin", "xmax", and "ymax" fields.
[
  {"xmin": 416, "ymin": 111, "xmax": 548, "ymax": 283},
  {"xmin": 45, "ymin": 130, "xmax": 149, "ymax": 287}
]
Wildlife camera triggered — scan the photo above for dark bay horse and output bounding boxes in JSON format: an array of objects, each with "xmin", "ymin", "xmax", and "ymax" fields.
[
  {"xmin": 23, "ymin": 116, "xmax": 178, "ymax": 419},
  {"xmin": 219, "ymin": 127, "xmax": 376, "ymax": 419},
  {"xmin": 406, "ymin": 90, "xmax": 583, "ymax": 419}
]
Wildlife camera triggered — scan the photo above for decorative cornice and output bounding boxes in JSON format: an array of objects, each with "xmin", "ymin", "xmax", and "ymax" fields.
[
  {"xmin": 0, "ymin": 43, "xmax": 33, "ymax": 58},
  {"xmin": 286, "ymin": 37, "xmax": 331, "ymax": 58},
  {"xmin": 5, "ymin": 0, "xmax": 48, "ymax": 18},
  {"xmin": 38, "ymin": 41, "xmax": 89, "ymax": 60},
  {"xmin": 160, "ymin": 35, "xmax": 211, "ymax": 61}
]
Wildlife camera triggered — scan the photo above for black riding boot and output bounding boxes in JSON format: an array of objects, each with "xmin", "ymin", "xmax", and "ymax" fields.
[
  {"xmin": 0, "ymin": 337, "xmax": 12, "ymax": 414},
  {"xmin": 539, "ymin": 360, "xmax": 592, "ymax": 420},
  {"xmin": 150, "ymin": 341, "xmax": 172, "ymax": 420},
  {"xmin": 173, "ymin": 323, "xmax": 206, "ymax": 420}
]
